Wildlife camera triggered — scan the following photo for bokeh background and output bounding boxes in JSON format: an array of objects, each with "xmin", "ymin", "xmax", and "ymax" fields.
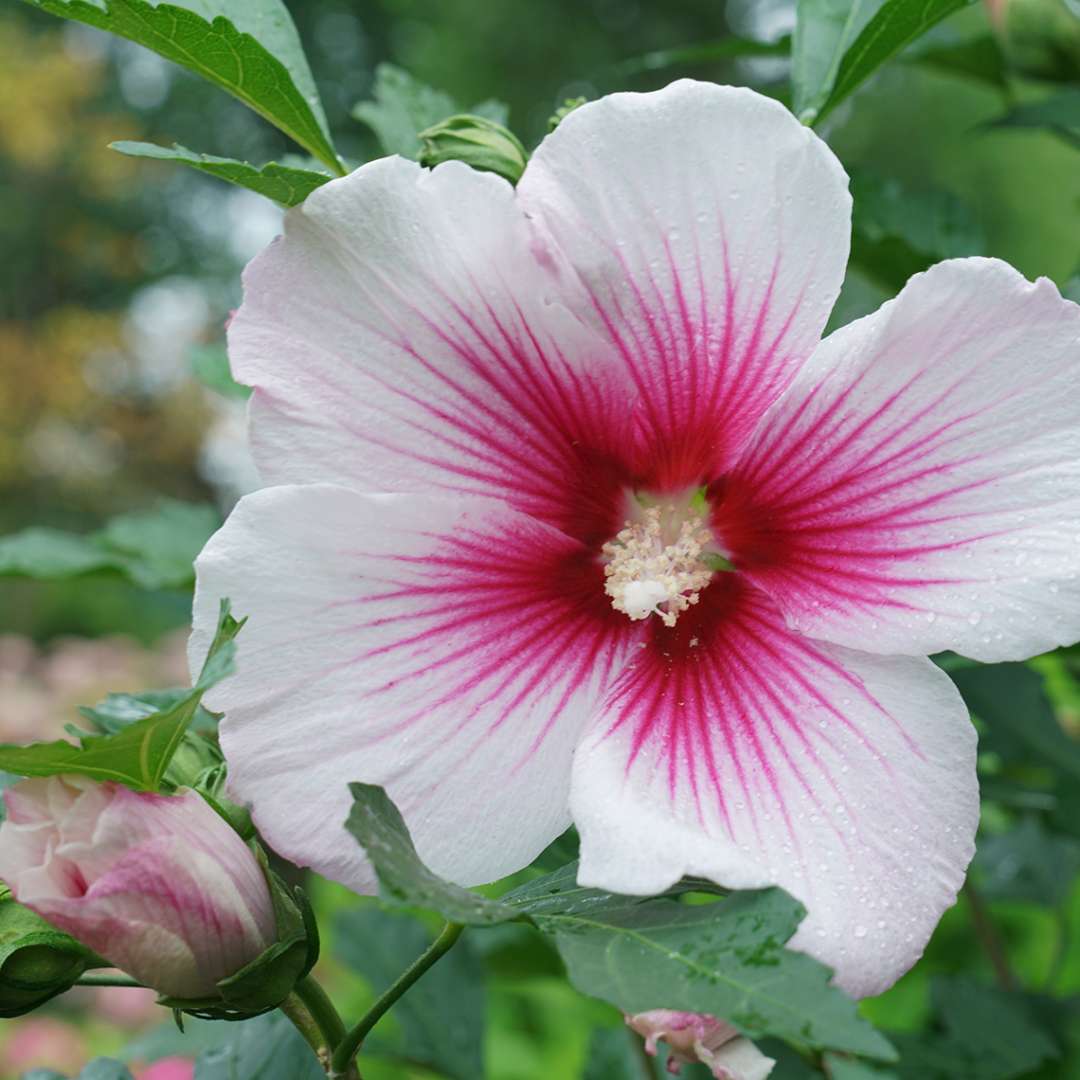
[{"xmin": 2, "ymin": 0, "xmax": 1079, "ymax": 1076}]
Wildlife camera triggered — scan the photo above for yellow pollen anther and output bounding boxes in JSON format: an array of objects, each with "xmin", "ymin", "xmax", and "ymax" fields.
[{"xmin": 602, "ymin": 506, "xmax": 714, "ymax": 627}]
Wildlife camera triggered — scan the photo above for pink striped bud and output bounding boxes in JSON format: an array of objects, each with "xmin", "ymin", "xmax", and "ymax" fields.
[{"xmin": 0, "ymin": 777, "xmax": 276, "ymax": 999}]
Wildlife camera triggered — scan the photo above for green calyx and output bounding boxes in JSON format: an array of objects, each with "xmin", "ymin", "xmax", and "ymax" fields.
[
  {"xmin": 158, "ymin": 843, "xmax": 319, "ymax": 1021},
  {"xmin": 0, "ymin": 887, "xmax": 98, "ymax": 1017},
  {"xmin": 418, "ymin": 113, "xmax": 529, "ymax": 184}
]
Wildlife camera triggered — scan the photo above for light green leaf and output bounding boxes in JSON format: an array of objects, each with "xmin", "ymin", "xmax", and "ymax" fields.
[
  {"xmin": 534, "ymin": 889, "xmax": 895, "ymax": 1062},
  {"xmin": 813, "ymin": 0, "xmax": 973, "ymax": 125},
  {"xmin": 825, "ymin": 1055, "xmax": 899, "ymax": 1079},
  {"xmin": 190, "ymin": 344, "xmax": 251, "ymax": 399},
  {"xmin": 335, "ymin": 906, "xmax": 486, "ymax": 1080},
  {"xmin": 110, "ymin": 141, "xmax": 331, "ymax": 206},
  {"xmin": 0, "ymin": 602, "xmax": 241, "ymax": 791},
  {"xmin": 0, "ymin": 500, "xmax": 219, "ymax": 590},
  {"xmin": 352, "ymin": 64, "xmax": 510, "ymax": 160},
  {"xmin": 345, "ymin": 783, "xmax": 519, "ymax": 924},
  {"xmin": 20, "ymin": 0, "xmax": 341, "ymax": 173},
  {"xmin": 792, "ymin": 0, "xmax": 885, "ymax": 122}
]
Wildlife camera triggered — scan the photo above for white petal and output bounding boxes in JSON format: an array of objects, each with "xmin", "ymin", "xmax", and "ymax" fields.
[
  {"xmin": 570, "ymin": 582, "xmax": 977, "ymax": 997},
  {"xmin": 519, "ymin": 80, "xmax": 851, "ymax": 478},
  {"xmin": 231, "ymin": 156, "xmax": 634, "ymax": 536},
  {"xmin": 190, "ymin": 484, "xmax": 633, "ymax": 891},
  {"xmin": 723, "ymin": 258, "xmax": 1080, "ymax": 661},
  {"xmin": 703, "ymin": 1036, "xmax": 776, "ymax": 1080}
]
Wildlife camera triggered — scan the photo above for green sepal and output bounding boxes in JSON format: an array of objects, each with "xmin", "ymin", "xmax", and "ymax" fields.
[
  {"xmin": 0, "ymin": 886, "xmax": 98, "ymax": 1017},
  {"xmin": 158, "ymin": 844, "xmax": 317, "ymax": 1020},
  {"xmin": 191, "ymin": 764, "xmax": 254, "ymax": 841},
  {"xmin": 418, "ymin": 114, "xmax": 528, "ymax": 184}
]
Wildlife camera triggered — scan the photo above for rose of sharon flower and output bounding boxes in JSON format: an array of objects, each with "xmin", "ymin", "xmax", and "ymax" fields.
[
  {"xmin": 0, "ymin": 777, "xmax": 276, "ymax": 998},
  {"xmin": 190, "ymin": 80, "xmax": 1080, "ymax": 996},
  {"xmin": 627, "ymin": 1010, "xmax": 774, "ymax": 1079}
]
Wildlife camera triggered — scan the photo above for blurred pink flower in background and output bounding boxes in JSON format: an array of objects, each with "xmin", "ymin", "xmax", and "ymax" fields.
[
  {"xmin": 137, "ymin": 1056, "xmax": 195, "ymax": 1080},
  {"xmin": 3, "ymin": 1015, "xmax": 87, "ymax": 1074}
]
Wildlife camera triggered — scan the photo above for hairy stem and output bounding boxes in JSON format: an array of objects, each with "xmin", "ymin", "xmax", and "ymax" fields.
[
  {"xmin": 280, "ymin": 990, "xmax": 328, "ymax": 1060},
  {"xmin": 296, "ymin": 974, "xmax": 348, "ymax": 1050},
  {"xmin": 329, "ymin": 922, "xmax": 465, "ymax": 1076}
]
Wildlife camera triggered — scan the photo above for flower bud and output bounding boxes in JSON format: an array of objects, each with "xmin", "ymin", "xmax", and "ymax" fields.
[
  {"xmin": 626, "ymin": 1010, "xmax": 776, "ymax": 1080},
  {"xmin": 418, "ymin": 114, "xmax": 528, "ymax": 184},
  {"xmin": 0, "ymin": 885, "xmax": 96, "ymax": 1016},
  {"xmin": 0, "ymin": 777, "xmax": 277, "ymax": 1001}
]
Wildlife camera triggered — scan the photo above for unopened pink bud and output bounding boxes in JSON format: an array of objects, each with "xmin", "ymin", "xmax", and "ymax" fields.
[
  {"xmin": 626, "ymin": 1010, "xmax": 775, "ymax": 1080},
  {"xmin": 0, "ymin": 777, "xmax": 276, "ymax": 999}
]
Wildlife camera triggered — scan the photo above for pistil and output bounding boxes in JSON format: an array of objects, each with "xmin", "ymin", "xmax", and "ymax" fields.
[{"xmin": 602, "ymin": 505, "xmax": 714, "ymax": 627}]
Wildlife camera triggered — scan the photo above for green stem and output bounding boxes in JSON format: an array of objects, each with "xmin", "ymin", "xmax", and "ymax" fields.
[
  {"xmin": 329, "ymin": 922, "xmax": 464, "ymax": 1077},
  {"xmin": 296, "ymin": 973, "xmax": 348, "ymax": 1049},
  {"xmin": 279, "ymin": 990, "xmax": 328, "ymax": 1061},
  {"xmin": 75, "ymin": 973, "xmax": 146, "ymax": 988}
]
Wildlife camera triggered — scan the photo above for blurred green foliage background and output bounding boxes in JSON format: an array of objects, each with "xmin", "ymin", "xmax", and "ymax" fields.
[{"xmin": 1, "ymin": 0, "xmax": 1080, "ymax": 1076}]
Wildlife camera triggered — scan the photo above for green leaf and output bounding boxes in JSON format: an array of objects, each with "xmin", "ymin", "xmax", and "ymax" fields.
[
  {"xmin": 850, "ymin": 171, "xmax": 984, "ymax": 290},
  {"xmin": 974, "ymin": 816, "xmax": 1080, "ymax": 906},
  {"xmin": 584, "ymin": 1027, "xmax": 666, "ymax": 1080},
  {"xmin": 352, "ymin": 64, "xmax": 509, "ymax": 159},
  {"xmin": 951, "ymin": 662, "xmax": 1080, "ymax": 781},
  {"xmin": 345, "ymin": 786, "xmax": 889, "ymax": 1059},
  {"xmin": 891, "ymin": 977, "xmax": 1058, "ymax": 1079},
  {"xmin": 194, "ymin": 1012, "xmax": 323, "ymax": 1080},
  {"xmin": 612, "ymin": 34, "xmax": 791, "ymax": 77},
  {"xmin": 79, "ymin": 1063, "xmax": 136, "ymax": 1080},
  {"xmin": 110, "ymin": 141, "xmax": 332, "ymax": 206},
  {"xmin": 345, "ymin": 783, "xmax": 519, "ymax": 924},
  {"xmin": 336, "ymin": 906, "xmax": 485, "ymax": 1080},
  {"xmin": 813, "ymin": 0, "xmax": 973, "ymax": 125},
  {"xmin": 909, "ymin": 33, "xmax": 1009, "ymax": 89},
  {"xmin": 533, "ymin": 889, "xmax": 895, "ymax": 1062},
  {"xmin": 792, "ymin": 0, "xmax": 885, "ymax": 122},
  {"xmin": 190, "ymin": 344, "xmax": 252, "ymax": 400},
  {"xmin": 0, "ymin": 601, "xmax": 241, "ymax": 791},
  {"xmin": 20, "ymin": 0, "xmax": 340, "ymax": 173},
  {"xmin": 0, "ymin": 500, "xmax": 219, "ymax": 590},
  {"xmin": 991, "ymin": 89, "xmax": 1080, "ymax": 151},
  {"xmin": 824, "ymin": 1055, "xmax": 899, "ymax": 1079}
]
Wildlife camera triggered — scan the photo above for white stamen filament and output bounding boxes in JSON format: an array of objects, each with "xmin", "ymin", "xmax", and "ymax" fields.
[{"xmin": 602, "ymin": 506, "xmax": 714, "ymax": 627}]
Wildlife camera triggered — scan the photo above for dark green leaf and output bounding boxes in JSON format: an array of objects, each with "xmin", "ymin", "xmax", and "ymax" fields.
[
  {"xmin": 0, "ymin": 601, "xmax": 240, "ymax": 790},
  {"xmin": 20, "ymin": 0, "xmax": 340, "ymax": 172},
  {"xmin": 194, "ymin": 1012, "xmax": 322, "ymax": 1080},
  {"xmin": 951, "ymin": 663, "xmax": 1080, "ymax": 781},
  {"xmin": 190, "ymin": 344, "xmax": 252, "ymax": 400},
  {"xmin": 990, "ymin": 89, "xmax": 1080, "ymax": 151},
  {"xmin": 814, "ymin": 0, "xmax": 973, "ymax": 125},
  {"xmin": 336, "ymin": 905, "xmax": 485, "ymax": 1080},
  {"xmin": 584, "ymin": 1027, "xmax": 667, "ymax": 1080},
  {"xmin": 792, "ymin": 0, "xmax": 885, "ymax": 122},
  {"xmin": 534, "ymin": 889, "xmax": 895, "ymax": 1061},
  {"xmin": 613, "ymin": 35, "xmax": 791, "ymax": 77},
  {"xmin": 352, "ymin": 64, "xmax": 509, "ymax": 159},
  {"xmin": 825, "ymin": 1054, "xmax": 899, "ymax": 1079},
  {"xmin": 530, "ymin": 826, "xmax": 580, "ymax": 871},
  {"xmin": 0, "ymin": 500, "xmax": 219, "ymax": 589},
  {"xmin": 974, "ymin": 817, "xmax": 1080, "ymax": 906},
  {"xmin": 851, "ymin": 171, "xmax": 984, "ymax": 290},
  {"xmin": 345, "ymin": 783, "xmax": 518, "ymax": 924},
  {"xmin": 891, "ymin": 978, "xmax": 1059, "ymax": 1079},
  {"xmin": 110, "ymin": 141, "xmax": 332, "ymax": 206},
  {"xmin": 909, "ymin": 33, "xmax": 1009, "ymax": 89}
]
